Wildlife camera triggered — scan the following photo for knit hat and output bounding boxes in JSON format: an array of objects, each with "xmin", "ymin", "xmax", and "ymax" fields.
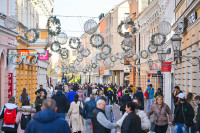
[{"xmin": 177, "ymin": 93, "xmax": 185, "ymax": 99}]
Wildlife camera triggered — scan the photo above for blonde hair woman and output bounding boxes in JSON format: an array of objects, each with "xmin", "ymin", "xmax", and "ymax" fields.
[
  {"xmin": 147, "ymin": 96, "xmax": 173, "ymax": 133},
  {"xmin": 35, "ymin": 91, "xmax": 46, "ymax": 112}
]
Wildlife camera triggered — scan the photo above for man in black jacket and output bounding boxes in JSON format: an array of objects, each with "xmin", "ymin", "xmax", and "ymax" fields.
[
  {"xmin": 35, "ymin": 85, "xmax": 47, "ymax": 99},
  {"xmin": 194, "ymin": 95, "xmax": 200, "ymax": 132},
  {"xmin": 174, "ymin": 93, "xmax": 194, "ymax": 133},
  {"xmin": 52, "ymin": 86, "xmax": 69, "ymax": 119},
  {"xmin": 120, "ymin": 90, "xmax": 131, "ymax": 114}
]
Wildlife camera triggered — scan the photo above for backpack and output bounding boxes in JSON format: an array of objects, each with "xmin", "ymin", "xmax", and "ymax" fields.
[
  {"xmin": 118, "ymin": 91, "xmax": 122, "ymax": 98},
  {"xmin": 108, "ymin": 90, "xmax": 112, "ymax": 97},
  {"xmin": 4, "ymin": 108, "xmax": 16, "ymax": 125},
  {"xmin": 21, "ymin": 114, "xmax": 31, "ymax": 130}
]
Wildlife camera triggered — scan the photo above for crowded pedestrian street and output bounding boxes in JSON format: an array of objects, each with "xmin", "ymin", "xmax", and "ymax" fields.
[{"xmin": 0, "ymin": 0, "xmax": 200, "ymax": 133}]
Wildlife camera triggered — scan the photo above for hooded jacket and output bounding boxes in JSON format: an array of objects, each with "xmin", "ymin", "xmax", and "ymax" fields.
[
  {"xmin": 0, "ymin": 103, "xmax": 18, "ymax": 132},
  {"xmin": 25, "ymin": 110, "xmax": 71, "ymax": 133},
  {"xmin": 16, "ymin": 106, "xmax": 36, "ymax": 133}
]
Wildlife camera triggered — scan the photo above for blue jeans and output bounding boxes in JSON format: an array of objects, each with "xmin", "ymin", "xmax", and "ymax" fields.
[
  {"xmin": 85, "ymin": 119, "xmax": 92, "ymax": 133},
  {"xmin": 174, "ymin": 123, "xmax": 189, "ymax": 133},
  {"xmin": 147, "ymin": 98, "xmax": 154, "ymax": 110},
  {"xmin": 58, "ymin": 113, "xmax": 66, "ymax": 119}
]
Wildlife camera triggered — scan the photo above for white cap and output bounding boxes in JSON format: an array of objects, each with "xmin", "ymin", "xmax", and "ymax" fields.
[{"xmin": 177, "ymin": 93, "xmax": 185, "ymax": 99}]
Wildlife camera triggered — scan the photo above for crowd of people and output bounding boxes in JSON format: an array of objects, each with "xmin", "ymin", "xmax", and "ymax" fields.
[{"xmin": 0, "ymin": 82, "xmax": 199, "ymax": 133}]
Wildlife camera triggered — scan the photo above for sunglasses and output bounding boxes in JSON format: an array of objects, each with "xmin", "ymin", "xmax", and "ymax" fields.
[{"xmin": 9, "ymin": 54, "xmax": 39, "ymax": 65}]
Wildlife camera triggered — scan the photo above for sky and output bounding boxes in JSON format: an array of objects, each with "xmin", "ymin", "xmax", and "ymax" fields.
[{"xmin": 53, "ymin": 0, "xmax": 125, "ymax": 37}]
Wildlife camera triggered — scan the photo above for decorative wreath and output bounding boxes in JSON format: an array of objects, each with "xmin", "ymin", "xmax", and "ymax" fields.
[
  {"xmin": 150, "ymin": 33, "xmax": 166, "ymax": 46},
  {"xmin": 90, "ymin": 34, "xmax": 104, "ymax": 48},
  {"xmin": 51, "ymin": 41, "xmax": 61, "ymax": 53},
  {"xmin": 81, "ymin": 48, "xmax": 91, "ymax": 57},
  {"xmin": 117, "ymin": 18, "xmax": 137, "ymax": 38},
  {"xmin": 47, "ymin": 16, "xmax": 61, "ymax": 36},
  {"xmin": 69, "ymin": 37, "xmax": 81, "ymax": 49},
  {"xmin": 110, "ymin": 55, "xmax": 117, "ymax": 62},
  {"xmin": 148, "ymin": 44, "xmax": 158, "ymax": 54},
  {"xmin": 101, "ymin": 45, "xmax": 112, "ymax": 55},
  {"xmin": 76, "ymin": 58, "xmax": 83, "ymax": 62},
  {"xmin": 121, "ymin": 40, "xmax": 133, "ymax": 52},
  {"xmin": 96, "ymin": 53, "xmax": 102, "ymax": 61},
  {"xmin": 24, "ymin": 29, "xmax": 39, "ymax": 43},
  {"xmin": 91, "ymin": 63, "xmax": 97, "ymax": 68},
  {"xmin": 116, "ymin": 52, "xmax": 124, "ymax": 60},
  {"xmin": 100, "ymin": 52, "xmax": 109, "ymax": 60},
  {"xmin": 60, "ymin": 48, "xmax": 68, "ymax": 59},
  {"xmin": 140, "ymin": 50, "xmax": 149, "ymax": 59}
]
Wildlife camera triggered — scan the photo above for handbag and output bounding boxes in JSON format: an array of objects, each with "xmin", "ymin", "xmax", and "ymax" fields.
[
  {"xmin": 79, "ymin": 101, "xmax": 83, "ymax": 115},
  {"xmin": 150, "ymin": 106, "xmax": 163, "ymax": 132}
]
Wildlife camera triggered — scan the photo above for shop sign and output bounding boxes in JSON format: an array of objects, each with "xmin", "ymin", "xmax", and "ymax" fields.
[
  {"xmin": 38, "ymin": 50, "xmax": 49, "ymax": 60},
  {"xmin": 161, "ymin": 62, "xmax": 171, "ymax": 72},
  {"xmin": 8, "ymin": 73, "xmax": 13, "ymax": 98},
  {"xmin": 19, "ymin": 50, "xmax": 29, "ymax": 55}
]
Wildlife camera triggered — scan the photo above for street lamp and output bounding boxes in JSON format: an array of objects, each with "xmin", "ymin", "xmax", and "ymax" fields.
[
  {"xmin": 157, "ymin": 50, "xmax": 167, "ymax": 62},
  {"xmin": 171, "ymin": 33, "xmax": 182, "ymax": 58},
  {"xmin": 148, "ymin": 59, "xmax": 153, "ymax": 69},
  {"xmin": 136, "ymin": 62, "xmax": 140, "ymax": 69}
]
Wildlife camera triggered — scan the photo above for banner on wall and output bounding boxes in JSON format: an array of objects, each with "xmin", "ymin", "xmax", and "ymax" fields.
[
  {"xmin": 38, "ymin": 50, "xmax": 49, "ymax": 60},
  {"xmin": 8, "ymin": 73, "xmax": 13, "ymax": 98}
]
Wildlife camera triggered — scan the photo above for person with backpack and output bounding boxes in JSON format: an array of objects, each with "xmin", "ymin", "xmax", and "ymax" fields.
[
  {"xmin": 0, "ymin": 96, "xmax": 18, "ymax": 133},
  {"xmin": 15, "ymin": 102, "xmax": 36, "ymax": 133},
  {"xmin": 19, "ymin": 88, "xmax": 30, "ymax": 106},
  {"xmin": 107, "ymin": 86, "xmax": 114, "ymax": 105},
  {"xmin": 117, "ymin": 86, "xmax": 123, "ymax": 105}
]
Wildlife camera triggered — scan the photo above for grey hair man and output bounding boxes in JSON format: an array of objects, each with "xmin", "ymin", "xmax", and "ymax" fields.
[
  {"xmin": 25, "ymin": 99, "xmax": 71, "ymax": 133},
  {"xmin": 91, "ymin": 99, "xmax": 115, "ymax": 133},
  {"xmin": 81, "ymin": 94, "xmax": 96, "ymax": 133}
]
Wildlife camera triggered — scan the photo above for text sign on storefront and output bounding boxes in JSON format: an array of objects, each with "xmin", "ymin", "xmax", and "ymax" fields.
[
  {"xmin": 161, "ymin": 62, "xmax": 171, "ymax": 72},
  {"xmin": 8, "ymin": 73, "xmax": 13, "ymax": 98},
  {"xmin": 19, "ymin": 50, "xmax": 30, "ymax": 55},
  {"xmin": 38, "ymin": 50, "xmax": 49, "ymax": 60}
]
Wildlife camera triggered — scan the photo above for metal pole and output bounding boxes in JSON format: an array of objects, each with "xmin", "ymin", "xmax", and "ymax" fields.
[{"xmin": 89, "ymin": 72, "xmax": 91, "ymax": 84}]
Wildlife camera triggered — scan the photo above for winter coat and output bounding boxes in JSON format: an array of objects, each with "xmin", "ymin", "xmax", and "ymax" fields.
[
  {"xmin": 105, "ymin": 105, "xmax": 114, "ymax": 122},
  {"xmin": 15, "ymin": 106, "xmax": 36, "ymax": 133},
  {"xmin": 121, "ymin": 94, "xmax": 131, "ymax": 111},
  {"xmin": 52, "ymin": 91, "xmax": 69, "ymax": 113},
  {"xmin": 25, "ymin": 110, "xmax": 71, "ymax": 133},
  {"xmin": 66, "ymin": 91, "xmax": 77, "ymax": 103},
  {"xmin": 107, "ymin": 88, "xmax": 114, "ymax": 98},
  {"xmin": 116, "ymin": 110, "xmax": 150, "ymax": 130},
  {"xmin": 81, "ymin": 99, "xmax": 96, "ymax": 119},
  {"xmin": 68, "ymin": 101, "xmax": 84, "ymax": 132},
  {"xmin": 147, "ymin": 103, "xmax": 173, "ymax": 126},
  {"xmin": 174, "ymin": 101, "xmax": 194, "ymax": 127},
  {"xmin": 0, "ymin": 103, "xmax": 18, "ymax": 132},
  {"xmin": 121, "ymin": 112, "xmax": 142, "ymax": 133},
  {"xmin": 35, "ymin": 88, "xmax": 47, "ymax": 98},
  {"xmin": 19, "ymin": 94, "xmax": 31, "ymax": 104},
  {"xmin": 35, "ymin": 97, "xmax": 45, "ymax": 112},
  {"xmin": 77, "ymin": 90, "xmax": 85, "ymax": 101},
  {"xmin": 146, "ymin": 87, "xmax": 154, "ymax": 99},
  {"xmin": 196, "ymin": 104, "xmax": 200, "ymax": 131}
]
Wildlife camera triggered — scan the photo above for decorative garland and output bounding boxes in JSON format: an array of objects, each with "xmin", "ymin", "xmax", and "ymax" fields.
[
  {"xmin": 117, "ymin": 18, "xmax": 137, "ymax": 38},
  {"xmin": 91, "ymin": 63, "xmax": 97, "ymax": 68},
  {"xmin": 148, "ymin": 44, "xmax": 158, "ymax": 54},
  {"xmin": 76, "ymin": 58, "xmax": 83, "ymax": 62},
  {"xmin": 116, "ymin": 52, "xmax": 124, "ymax": 60},
  {"xmin": 96, "ymin": 53, "xmax": 102, "ymax": 61},
  {"xmin": 51, "ymin": 41, "xmax": 61, "ymax": 53},
  {"xmin": 81, "ymin": 48, "xmax": 91, "ymax": 57},
  {"xmin": 47, "ymin": 16, "xmax": 61, "ymax": 36},
  {"xmin": 100, "ymin": 52, "xmax": 109, "ymax": 60},
  {"xmin": 121, "ymin": 40, "xmax": 133, "ymax": 52},
  {"xmin": 24, "ymin": 29, "xmax": 39, "ymax": 43},
  {"xmin": 140, "ymin": 50, "xmax": 149, "ymax": 59},
  {"xmin": 69, "ymin": 37, "xmax": 81, "ymax": 49},
  {"xmin": 110, "ymin": 55, "xmax": 117, "ymax": 62},
  {"xmin": 90, "ymin": 34, "xmax": 104, "ymax": 48},
  {"xmin": 150, "ymin": 33, "xmax": 166, "ymax": 46},
  {"xmin": 60, "ymin": 48, "xmax": 68, "ymax": 59},
  {"xmin": 101, "ymin": 45, "xmax": 112, "ymax": 55}
]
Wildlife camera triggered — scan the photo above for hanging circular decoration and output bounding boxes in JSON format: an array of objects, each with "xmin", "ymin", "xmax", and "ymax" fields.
[
  {"xmin": 76, "ymin": 58, "xmax": 83, "ymax": 62},
  {"xmin": 150, "ymin": 33, "xmax": 166, "ymax": 46},
  {"xmin": 90, "ymin": 34, "xmax": 104, "ymax": 48},
  {"xmin": 76, "ymin": 44, "xmax": 84, "ymax": 53},
  {"xmin": 24, "ymin": 29, "xmax": 39, "ymax": 43},
  {"xmin": 84, "ymin": 19, "xmax": 98, "ymax": 34},
  {"xmin": 121, "ymin": 39, "xmax": 133, "ymax": 52},
  {"xmin": 117, "ymin": 18, "xmax": 137, "ymax": 38},
  {"xmin": 101, "ymin": 45, "xmax": 112, "ymax": 55},
  {"xmin": 81, "ymin": 48, "xmax": 91, "ymax": 57},
  {"xmin": 140, "ymin": 50, "xmax": 149, "ymax": 59},
  {"xmin": 47, "ymin": 16, "xmax": 61, "ymax": 36},
  {"xmin": 131, "ymin": 53, "xmax": 139, "ymax": 61},
  {"xmin": 148, "ymin": 44, "xmax": 158, "ymax": 54},
  {"xmin": 116, "ymin": 52, "xmax": 124, "ymax": 60},
  {"xmin": 91, "ymin": 63, "xmax": 97, "ymax": 68},
  {"xmin": 4, "ymin": 15, "xmax": 19, "ymax": 29},
  {"xmin": 46, "ymin": 35, "xmax": 55, "ymax": 45},
  {"xmin": 158, "ymin": 21, "xmax": 171, "ymax": 36},
  {"xmin": 110, "ymin": 62, "xmax": 115, "ymax": 68},
  {"xmin": 60, "ymin": 48, "xmax": 68, "ymax": 58},
  {"xmin": 56, "ymin": 32, "xmax": 68, "ymax": 44},
  {"xmin": 69, "ymin": 37, "xmax": 81, "ymax": 49},
  {"xmin": 51, "ymin": 41, "xmax": 61, "ymax": 52},
  {"xmin": 110, "ymin": 55, "xmax": 117, "ymax": 62},
  {"xmin": 100, "ymin": 52, "xmax": 109, "ymax": 60},
  {"xmin": 96, "ymin": 53, "xmax": 102, "ymax": 61}
]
